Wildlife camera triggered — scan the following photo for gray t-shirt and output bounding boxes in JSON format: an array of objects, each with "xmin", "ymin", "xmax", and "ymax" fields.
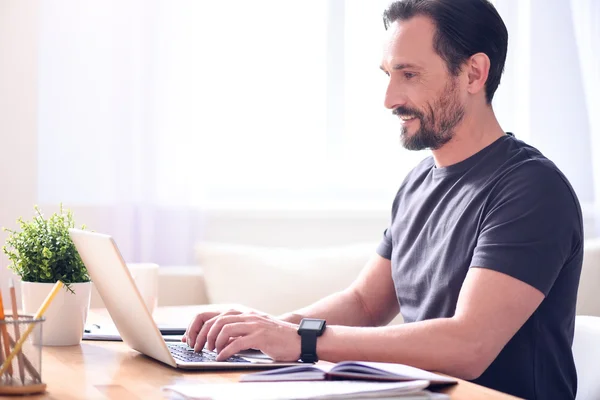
[{"xmin": 377, "ymin": 133, "xmax": 583, "ymax": 400}]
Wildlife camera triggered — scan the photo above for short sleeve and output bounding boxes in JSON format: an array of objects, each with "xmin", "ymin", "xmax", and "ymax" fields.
[
  {"xmin": 376, "ymin": 228, "xmax": 393, "ymax": 260},
  {"xmin": 470, "ymin": 162, "xmax": 582, "ymax": 296}
]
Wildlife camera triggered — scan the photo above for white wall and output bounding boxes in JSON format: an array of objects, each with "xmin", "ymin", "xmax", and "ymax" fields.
[{"xmin": 0, "ymin": 1, "xmax": 40, "ymax": 305}]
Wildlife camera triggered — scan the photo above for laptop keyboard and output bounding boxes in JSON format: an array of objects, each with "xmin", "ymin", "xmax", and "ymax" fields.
[{"xmin": 168, "ymin": 343, "xmax": 250, "ymax": 363}]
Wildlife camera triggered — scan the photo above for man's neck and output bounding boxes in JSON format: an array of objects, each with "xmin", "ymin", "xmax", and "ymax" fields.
[{"xmin": 431, "ymin": 107, "xmax": 505, "ymax": 168}]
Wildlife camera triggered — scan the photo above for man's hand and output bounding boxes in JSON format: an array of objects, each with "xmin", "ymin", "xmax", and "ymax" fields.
[
  {"xmin": 182, "ymin": 308, "xmax": 301, "ymax": 362},
  {"xmin": 207, "ymin": 312, "xmax": 301, "ymax": 362},
  {"xmin": 184, "ymin": 308, "xmax": 258, "ymax": 349}
]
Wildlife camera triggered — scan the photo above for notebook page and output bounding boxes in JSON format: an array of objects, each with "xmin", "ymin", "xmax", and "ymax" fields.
[
  {"xmin": 240, "ymin": 364, "xmax": 334, "ymax": 382},
  {"xmin": 331, "ymin": 362, "xmax": 457, "ymax": 385}
]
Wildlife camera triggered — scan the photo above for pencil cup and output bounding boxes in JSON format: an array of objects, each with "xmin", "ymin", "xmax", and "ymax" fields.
[{"xmin": 0, "ymin": 315, "xmax": 46, "ymax": 395}]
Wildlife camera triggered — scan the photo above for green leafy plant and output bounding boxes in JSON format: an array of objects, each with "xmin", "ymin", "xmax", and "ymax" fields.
[{"xmin": 2, "ymin": 204, "xmax": 90, "ymax": 293}]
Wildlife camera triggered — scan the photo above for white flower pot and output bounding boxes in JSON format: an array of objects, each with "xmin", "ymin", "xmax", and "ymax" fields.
[{"xmin": 21, "ymin": 281, "xmax": 91, "ymax": 346}]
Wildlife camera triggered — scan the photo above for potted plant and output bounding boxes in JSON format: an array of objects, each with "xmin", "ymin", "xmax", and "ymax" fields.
[{"xmin": 2, "ymin": 204, "xmax": 91, "ymax": 346}]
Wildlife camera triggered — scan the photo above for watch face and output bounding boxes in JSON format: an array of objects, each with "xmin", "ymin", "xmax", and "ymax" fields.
[{"xmin": 300, "ymin": 319, "xmax": 325, "ymax": 331}]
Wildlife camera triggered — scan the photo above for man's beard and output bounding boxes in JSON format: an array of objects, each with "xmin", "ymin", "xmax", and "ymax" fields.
[{"xmin": 394, "ymin": 78, "xmax": 465, "ymax": 151}]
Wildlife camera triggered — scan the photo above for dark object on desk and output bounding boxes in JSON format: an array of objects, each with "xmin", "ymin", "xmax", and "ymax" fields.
[
  {"xmin": 156, "ymin": 326, "xmax": 187, "ymax": 336},
  {"xmin": 83, "ymin": 323, "xmax": 186, "ymax": 341}
]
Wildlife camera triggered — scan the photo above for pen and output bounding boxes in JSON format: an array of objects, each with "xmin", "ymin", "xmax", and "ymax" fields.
[{"xmin": 9, "ymin": 279, "xmax": 26, "ymax": 384}]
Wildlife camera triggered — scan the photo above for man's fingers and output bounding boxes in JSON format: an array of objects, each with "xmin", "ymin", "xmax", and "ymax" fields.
[
  {"xmin": 185, "ymin": 311, "xmax": 220, "ymax": 348},
  {"xmin": 214, "ymin": 322, "xmax": 257, "ymax": 353},
  {"xmin": 216, "ymin": 335, "xmax": 257, "ymax": 361},
  {"xmin": 193, "ymin": 310, "xmax": 239, "ymax": 351},
  {"xmin": 194, "ymin": 316, "xmax": 219, "ymax": 352},
  {"xmin": 185, "ymin": 314, "xmax": 206, "ymax": 348},
  {"xmin": 206, "ymin": 314, "xmax": 256, "ymax": 351}
]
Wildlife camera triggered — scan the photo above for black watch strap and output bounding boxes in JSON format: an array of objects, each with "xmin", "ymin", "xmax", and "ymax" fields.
[{"xmin": 300, "ymin": 331, "xmax": 319, "ymax": 363}]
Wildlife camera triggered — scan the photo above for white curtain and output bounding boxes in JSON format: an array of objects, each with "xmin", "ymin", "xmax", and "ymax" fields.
[
  {"xmin": 493, "ymin": 0, "xmax": 597, "ymax": 228},
  {"xmin": 571, "ymin": 0, "xmax": 600, "ymax": 231},
  {"xmin": 37, "ymin": 0, "xmax": 600, "ymax": 265}
]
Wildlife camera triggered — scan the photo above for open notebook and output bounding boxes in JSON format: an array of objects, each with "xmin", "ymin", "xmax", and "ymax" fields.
[{"xmin": 240, "ymin": 361, "xmax": 457, "ymax": 385}]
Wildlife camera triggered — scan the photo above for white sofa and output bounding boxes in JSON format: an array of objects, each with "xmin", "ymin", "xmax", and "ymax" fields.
[
  {"xmin": 195, "ymin": 241, "xmax": 379, "ymax": 317},
  {"xmin": 92, "ymin": 242, "xmax": 378, "ymax": 313},
  {"xmin": 93, "ymin": 242, "xmax": 386, "ymax": 315},
  {"xmin": 577, "ymin": 238, "xmax": 600, "ymax": 317}
]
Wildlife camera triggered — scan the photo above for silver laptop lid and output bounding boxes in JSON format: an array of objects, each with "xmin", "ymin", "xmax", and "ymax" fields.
[{"xmin": 69, "ymin": 229, "xmax": 177, "ymax": 367}]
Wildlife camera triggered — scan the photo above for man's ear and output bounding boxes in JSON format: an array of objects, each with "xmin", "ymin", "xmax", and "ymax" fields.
[{"xmin": 466, "ymin": 53, "xmax": 490, "ymax": 97}]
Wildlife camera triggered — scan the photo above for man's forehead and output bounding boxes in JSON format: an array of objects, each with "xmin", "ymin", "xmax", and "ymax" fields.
[{"xmin": 381, "ymin": 16, "xmax": 437, "ymax": 68}]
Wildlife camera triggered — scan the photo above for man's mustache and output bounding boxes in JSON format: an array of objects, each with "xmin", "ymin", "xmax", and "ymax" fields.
[{"xmin": 393, "ymin": 107, "xmax": 423, "ymax": 119}]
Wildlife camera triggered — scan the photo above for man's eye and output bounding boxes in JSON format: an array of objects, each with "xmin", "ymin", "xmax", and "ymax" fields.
[{"xmin": 404, "ymin": 72, "xmax": 416, "ymax": 80}]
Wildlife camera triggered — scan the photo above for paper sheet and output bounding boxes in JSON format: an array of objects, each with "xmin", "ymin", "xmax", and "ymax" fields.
[{"xmin": 162, "ymin": 380, "xmax": 433, "ymax": 400}]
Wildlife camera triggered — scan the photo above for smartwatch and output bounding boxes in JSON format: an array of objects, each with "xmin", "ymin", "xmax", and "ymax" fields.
[{"xmin": 297, "ymin": 318, "xmax": 326, "ymax": 363}]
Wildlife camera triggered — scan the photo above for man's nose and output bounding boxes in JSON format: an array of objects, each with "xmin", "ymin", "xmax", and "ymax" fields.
[{"xmin": 384, "ymin": 81, "xmax": 408, "ymax": 110}]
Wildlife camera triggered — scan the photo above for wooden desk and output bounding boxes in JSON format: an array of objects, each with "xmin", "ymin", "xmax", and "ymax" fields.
[{"xmin": 14, "ymin": 307, "xmax": 519, "ymax": 400}]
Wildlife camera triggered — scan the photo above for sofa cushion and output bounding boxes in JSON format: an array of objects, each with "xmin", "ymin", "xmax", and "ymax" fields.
[
  {"xmin": 195, "ymin": 242, "xmax": 379, "ymax": 317},
  {"xmin": 578, "ymin": 238, "xmax": 600, "ymax": 317}
]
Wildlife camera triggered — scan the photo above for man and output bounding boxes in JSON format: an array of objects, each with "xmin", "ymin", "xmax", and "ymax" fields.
[{"xmin": 183, "ymin": 1, "xmax": 583, "ymax": 398}]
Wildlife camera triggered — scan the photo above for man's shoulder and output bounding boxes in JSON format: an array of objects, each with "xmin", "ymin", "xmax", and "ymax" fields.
[
  {"xmin": 487, "ymin": 155, "xmax": 583, "ymax": 235},
  {"xmin": 488, "ymin": 136, "xmax": 575, "ymax": 196},
  {"xmin": 497, "ymin": 153, "xmax": 575, "ymax": 198}
]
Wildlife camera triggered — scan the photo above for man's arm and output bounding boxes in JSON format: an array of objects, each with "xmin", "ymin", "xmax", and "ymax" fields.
[
  {"xmin": 315, "ymin": 267, "xmax": 544, "ymax": 380},
  {"xmin": 279, "ymin": 254, "xmax": 399, "ymax": 327},
  {"xmin": 185, "ymin": 253, "xmax": 399, "ymax": 349}
]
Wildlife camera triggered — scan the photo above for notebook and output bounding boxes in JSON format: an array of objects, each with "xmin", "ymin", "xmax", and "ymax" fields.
[
  {"xmin": 83, "ymin": 323, "xmax": 184, "ymax": 342},
  {"xmin": 240, "ymin": 361, "xmax": 457, "ymax": 385},
  {"xmin": 162, "ymin": 380, "xmax": 451, "ymax": 400}
]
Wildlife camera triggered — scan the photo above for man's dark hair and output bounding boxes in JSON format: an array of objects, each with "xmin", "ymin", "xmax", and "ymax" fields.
[{"xmin": 383, "ymin": 0, "xmax": 508, "ymax": 103}]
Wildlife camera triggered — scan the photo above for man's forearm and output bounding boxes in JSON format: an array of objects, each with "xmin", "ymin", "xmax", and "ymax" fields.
[
  {"xmin": 279, "ymin": 288, "xmax": 377, "ymax": 327},
  {"xmin": 316, "ymin": 318, "xmax": 486, "ymax": 380}
]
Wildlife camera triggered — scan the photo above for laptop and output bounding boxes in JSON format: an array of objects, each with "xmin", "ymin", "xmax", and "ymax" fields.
[{"xmin": 69, "ymin": 229, "xmax": 301, "ymax": 370}]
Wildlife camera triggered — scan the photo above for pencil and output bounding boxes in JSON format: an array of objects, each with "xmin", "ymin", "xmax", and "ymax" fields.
[
  {"xmin": 0, "ymin": 280, "xmax": 63, "ymax": 377},
  {"xmin": 0, "ymin": 289, "xmax": 14, "ymax": 377},
  {"xmin": 9, "ymin": 279, "xmax": 25, "ymax": 384}
]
